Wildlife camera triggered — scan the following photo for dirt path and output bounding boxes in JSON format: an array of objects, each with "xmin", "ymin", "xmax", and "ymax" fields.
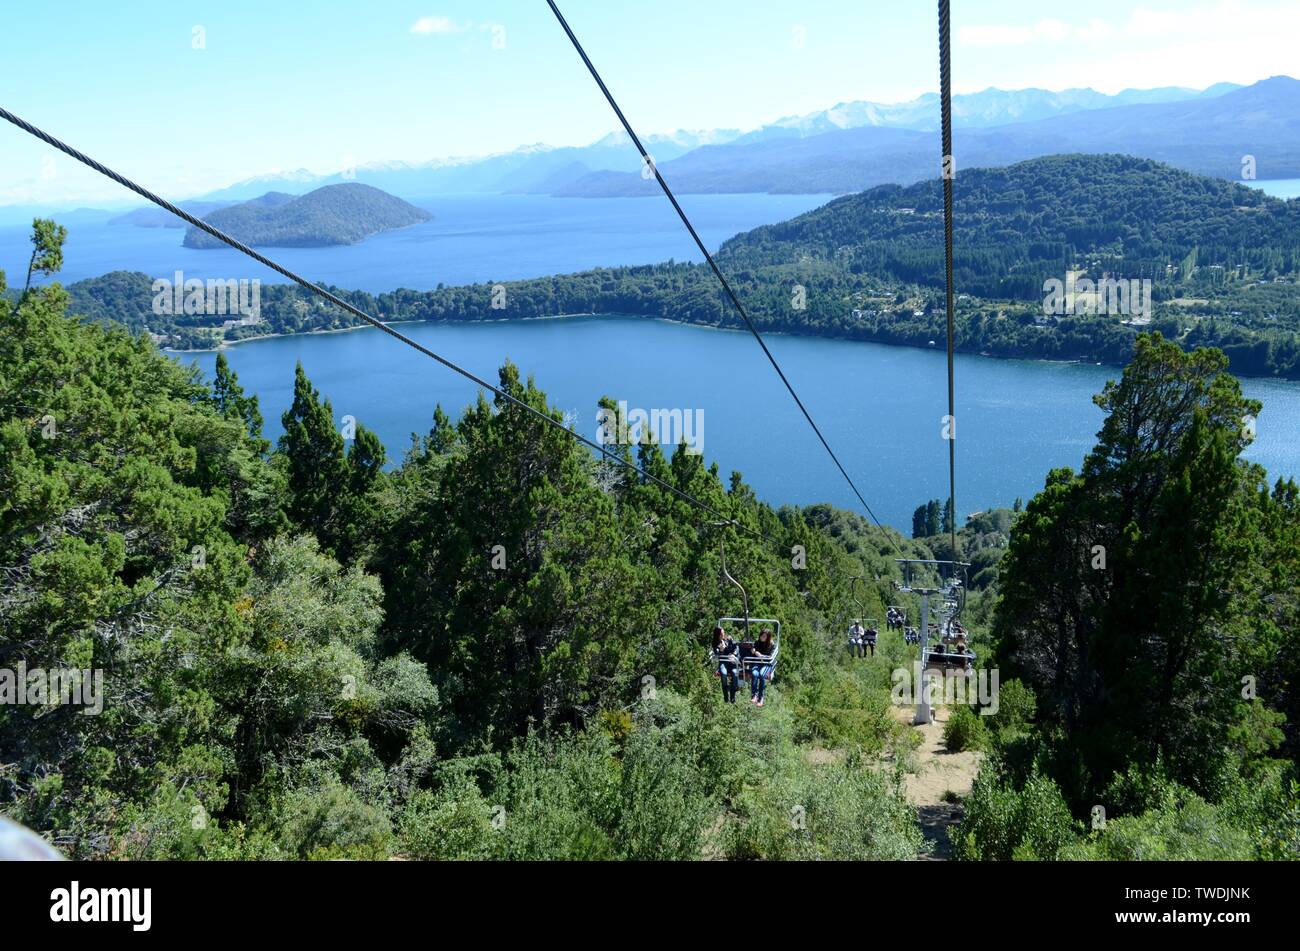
[{"xmin": 892, "ymin": 705, "xmax": 981, "ymax": 860}]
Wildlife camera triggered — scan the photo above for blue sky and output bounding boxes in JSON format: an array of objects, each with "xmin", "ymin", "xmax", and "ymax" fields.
[{"xmin": 2, "ymin": 0, "xmax": 1297, "ymax": 205}]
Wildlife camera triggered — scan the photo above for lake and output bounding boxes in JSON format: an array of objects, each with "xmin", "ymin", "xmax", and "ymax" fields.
[
  {"xmin": 1247, "ymin": 178, "xmax": 1300, "ymax": 200},
  {"xmin": 178, "ymin": 315, "xmax": 1300, "ymax": 532},
  {"xmin": 0, "ymin": 193, "xmax": 833, "ymax": 293}
]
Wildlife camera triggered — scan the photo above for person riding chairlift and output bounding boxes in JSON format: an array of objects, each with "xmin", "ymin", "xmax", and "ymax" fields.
[
  {"xmin": 864, "ymin": 624, "xmax": 878, "ymax": 657},
  {"xmin": 749, "ymin": 628, "xmax": 775, "ymax": 707},
  {"xmin": 847, "ymin": 620, "xmax": 866, "ymax": 658},
  {"xmin": 712, "ymin": 626, "xmax": 739, "ymax": 704}
]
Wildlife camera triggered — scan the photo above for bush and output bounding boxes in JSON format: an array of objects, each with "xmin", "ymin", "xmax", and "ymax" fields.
[
  {"xmin": 944, "ymin": 705, "xmax": 989, "ymax": 753},
  {"xmin": 790, "ymin": 670, "xmax": 898, "ymax": 753},
  {"xmin": 1069, "ymin": 793, "xmax": 1254, "ymax": 860},
  {"xmin": 954, "ymin": 766, "xmax": 1078, "ymax": 860},
  {"xmin": 276, "ymin": 783, "xmax": 393, "ymax": 860},
  {"xmin": 1217, "ymin": 768, "xmax": 1300, "ymax": 861},
  {"xmin": 987, "ymin": 678, "xmax": 1036, "ymax": 735},
  {"xmin": 396, "ymin": 782, "xmax": 496, "ymax": 860},
  {"xmin": 722, "ymin": 762, "xmax": 921, "ymax": 861}
]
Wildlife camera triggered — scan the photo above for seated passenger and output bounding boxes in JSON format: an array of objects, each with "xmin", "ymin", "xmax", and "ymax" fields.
[
  {"xmin": 712, "ymin": 626, "xmax": 739, "ymax": 703},
  {"xmin": 848, "ymin": 621, "xmax": 865, "ymax": 658},
  {"xmin": 749, "ymin": 629, "xmax": 776, "ymax": 707}
]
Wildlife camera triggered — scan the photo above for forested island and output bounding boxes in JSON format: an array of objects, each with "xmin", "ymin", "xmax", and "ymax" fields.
[
  {"xmin": 55, "ymin": 156, "xmax": 1300, "ymax": 379},
  {"xmin": 2, "ymin": 219, "xmax": 1297, "ymax": 860},
  {"xmin": 181, "ymin": 183, "xmax": 432, "ymax": 249}
]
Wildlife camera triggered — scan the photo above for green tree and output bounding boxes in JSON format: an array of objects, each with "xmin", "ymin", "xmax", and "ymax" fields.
[
  {"xmin": 24, "ymin": 218, "xmax": 67, "ymax": 294},
  {"xmin": 279, "ymin": 362, "xmax": 346, "ymax": 546},
  {"xmin": 994, "ymin": 334, "xmax": 1278, "ymax": 805},
  {"xmin": 911, "ymin": 503, "xmax": 928, "ymax": 539},
  {"xmin": 925, "ymin": 499, "xmax": 941, "ymax": 536},
  {"xmin": 211, "ymin": 352, "xmax": 268, "ymax": 453}
]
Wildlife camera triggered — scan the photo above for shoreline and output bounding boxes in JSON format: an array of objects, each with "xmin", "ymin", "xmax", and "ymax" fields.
[{"xmin": 162, "ymin": 310, "xmax": 1134, "ymax": 376}]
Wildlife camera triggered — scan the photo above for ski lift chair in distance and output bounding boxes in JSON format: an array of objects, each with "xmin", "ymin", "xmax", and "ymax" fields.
[{"xmin": 924, "ymin": 641, "xmax": 976, "ymax": 674}]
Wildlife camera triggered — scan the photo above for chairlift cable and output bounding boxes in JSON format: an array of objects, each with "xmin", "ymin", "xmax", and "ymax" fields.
[
  {"xmin": 0, "ymin": 104, "xmax": 774, "ymax": 546},
  {"xmin": 547, "ymin": 0, "xmax": 905, "ymax": 559}
]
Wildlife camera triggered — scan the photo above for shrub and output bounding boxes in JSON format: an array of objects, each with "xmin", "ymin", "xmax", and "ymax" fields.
[
  {"xmin": 954, "ymin": 766, "xmax": 1078, "ymax": 860},
  {"xmin": 987, "ymin": 678, "xmax": 1036, "ymax": 734},
  {"xmin": 1074, "ymin": 793, "xmax": 1254, "ymax": 860},
  {"xmin": 396, "ymin": 782, "xmax": 496, "ymax": 860},
  {"xmin": 944, "ymin": 705, "xmax": 989, "ymax": 753},
  {"xmin": 276, "ymin": 783, "xmax": 393, "ymax": 860}
]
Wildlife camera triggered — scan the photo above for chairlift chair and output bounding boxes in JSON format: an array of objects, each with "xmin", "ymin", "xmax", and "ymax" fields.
[
  {"xmin": 924, "ymin": 642, "xmax": 976, "ymax": 674},
  {"xmin": 709, "ymin": 525, "xmax": 781, "ymax": 683},
  {"xmin": 717, "ymin": 616, "xmax": 782, "ymax": 682}
]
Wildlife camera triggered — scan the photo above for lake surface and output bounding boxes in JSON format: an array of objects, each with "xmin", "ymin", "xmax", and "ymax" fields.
[
  {"xmin": 178, "ymin": 316, "xmax": 1300, "ymax": 532},
  {"xmin": 1246, "ymin": 179, "xmax": 1300, "ymax": 199},
  {"xmin": 0, "ymin": 193, "xmax": 833, "ymax": 293}
]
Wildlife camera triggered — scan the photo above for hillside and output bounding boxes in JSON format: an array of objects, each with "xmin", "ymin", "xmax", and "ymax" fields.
[
  {"xmin": 717, "ymin": 153, "xmax": 1300, "ymax": 298},
  {"xmin": 560, "ymin": 76, "xmax": 1300, "ymax": 196},
  {"xmin": 182, "ymin": 183, "xmax": 432, "ymax": 249}
]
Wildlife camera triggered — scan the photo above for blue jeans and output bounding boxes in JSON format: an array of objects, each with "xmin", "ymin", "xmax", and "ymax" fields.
[
  {"xmin": 750, "ymin": 665, "xmax": 770, "ymax": 700},
  {"xmin": 719, "ymin": 664, "xmax": 739, "ymax": 702}
]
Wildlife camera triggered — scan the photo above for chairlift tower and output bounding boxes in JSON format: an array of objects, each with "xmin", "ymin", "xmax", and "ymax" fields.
[{"xmin": 894, "ymin": 559, "xmax": 970, "ymax": 726}]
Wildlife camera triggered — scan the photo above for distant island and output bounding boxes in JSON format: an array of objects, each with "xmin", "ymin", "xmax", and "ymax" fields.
[{"xmin": 182, "ymin": 183, "xmax": 432, "ymax": 249}]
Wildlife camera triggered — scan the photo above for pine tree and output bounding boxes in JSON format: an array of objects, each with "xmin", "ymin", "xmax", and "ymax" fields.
[
  {"xmin": 279, "ymin": 362, "xmax": 346, "ymax": 545},
  {"xmin": 23, "ymin": 218, "xmax": 67, "ymax": 294},
  {"xmin": 994, "ymin": 333, "xmax": 1278, "ymax": 806},
  {"xmin": 925, "ymin": 499, "xmax": 941, "ymax": 536},
  {"xmin": 912, "ymin": 503, "xmax": 928, "ymax": 539},
  {"xmin": 212, "ymin": 352, "xmax": 268, "ymax": 453}
]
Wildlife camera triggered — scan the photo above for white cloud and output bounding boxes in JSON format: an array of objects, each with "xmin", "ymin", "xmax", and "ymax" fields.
[{"xmin": 410, "ymin": 16, "xmax": 462, "ymax": 36}]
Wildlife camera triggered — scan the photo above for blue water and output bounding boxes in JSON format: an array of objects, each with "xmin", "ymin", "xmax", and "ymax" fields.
[
  {"xmin": 177, "ymin": 316, "xmax": 1300, "ymax": 532},
  {"xmin": 1247, "ymin": 179, "xmax": 1300, "ymax": 199},
  {"xmin": 0, "ymin": 193, "xmax": 832, "ymax": 293}
]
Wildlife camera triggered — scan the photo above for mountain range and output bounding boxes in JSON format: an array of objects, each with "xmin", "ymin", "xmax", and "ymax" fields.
[
  {"xmin": 560, "ymin": 77, "xmax": 1300, "ymax": 196},
  {"xmin": 178, "ymin": 81, "xmax": 1261, "ymax": 204}
]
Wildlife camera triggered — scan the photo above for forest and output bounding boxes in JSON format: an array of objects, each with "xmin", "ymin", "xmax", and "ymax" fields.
[{"xmin": 2, "ymin": 223, "xmax": 1297, "ymax": 860}]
